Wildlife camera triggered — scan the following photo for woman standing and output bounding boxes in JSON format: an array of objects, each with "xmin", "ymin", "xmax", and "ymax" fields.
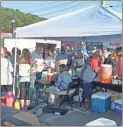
[
  {"xmin": 1, "ymin": 47, "xmax": 13, "ymax": 92},
  {"xmin": 19, "ymin": 49, "xmax": 32, "ymax": 110},
  {"xmin": 116, "ymin": 47, "xmax": 122, "ymax": 78},
  {"xmin": 97, "ymin": 50, "xmax": 105, "ymax": 67}
]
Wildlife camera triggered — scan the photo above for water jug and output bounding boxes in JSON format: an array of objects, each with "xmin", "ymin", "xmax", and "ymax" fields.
[
  {"xmin": 6, "ymin": 91, "xmax": 14, "ymax": 107},
  {"xmin": 99, "ymin": 64, "xmax": 112, "ymax": 83},
  {"xmin": 14, "ymin": 101, "xmax": 20, "ymax": 110}
]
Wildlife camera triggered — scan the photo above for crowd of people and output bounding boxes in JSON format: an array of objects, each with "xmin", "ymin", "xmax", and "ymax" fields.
[{"xmin": 1, "ymin": 44, "xmax": 122, "ymax": 110}]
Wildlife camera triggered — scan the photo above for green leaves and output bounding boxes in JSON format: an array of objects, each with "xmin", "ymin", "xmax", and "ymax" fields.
[{"xmin": 0, "ymin": 7, "xmax": 47, "ymax": 29}]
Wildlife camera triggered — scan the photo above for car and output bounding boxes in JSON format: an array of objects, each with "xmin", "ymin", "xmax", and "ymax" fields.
[{"xmin": 1, "ymin": 104, "xmax": 47, "ymax": 126}]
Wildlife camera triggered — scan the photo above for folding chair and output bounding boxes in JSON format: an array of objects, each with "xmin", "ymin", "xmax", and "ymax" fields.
[{"xmin": 58, "ymin": 82, "xmax": 81, "ymax": 110}]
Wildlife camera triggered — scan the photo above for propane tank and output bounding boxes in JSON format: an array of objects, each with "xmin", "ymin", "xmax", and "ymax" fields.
[{"xmin": 6, "ymin": 91, "xmax": 14, "ymax": 107}]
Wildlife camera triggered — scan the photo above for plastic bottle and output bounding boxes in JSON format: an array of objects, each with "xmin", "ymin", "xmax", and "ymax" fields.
[{"xmin": 14, "ymin": 101, "xmax": 20, "ymax": 110}]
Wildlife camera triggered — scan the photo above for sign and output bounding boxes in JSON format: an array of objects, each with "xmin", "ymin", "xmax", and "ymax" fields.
[
  {"xmin": 109, "ymin": 42, "xmax": 122, "ymax": 47},
  {"xmin": 103, "ymin": 42, "xmax": 122, "ymax": 49}
]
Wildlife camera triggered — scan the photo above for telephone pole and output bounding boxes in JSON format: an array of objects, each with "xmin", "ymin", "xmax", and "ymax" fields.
[{"xmin": 101, "ymin": 1, "xmax": 106, "ymax": 6}]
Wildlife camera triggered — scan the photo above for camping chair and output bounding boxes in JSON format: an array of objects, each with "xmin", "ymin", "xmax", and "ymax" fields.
[{"xmin": 57, "ymin": 82, "xmax": 81, "ymax": 110}]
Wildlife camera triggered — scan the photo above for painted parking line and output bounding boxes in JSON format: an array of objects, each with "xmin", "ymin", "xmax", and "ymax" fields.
[{"xmin": 67, "ymin": 107, "xmax": 91, "ymax": 115}]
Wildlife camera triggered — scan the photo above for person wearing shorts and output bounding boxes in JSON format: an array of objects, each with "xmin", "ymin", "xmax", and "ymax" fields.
[
  {"xmin": 80, "ymin": 57, "xmax": 98, "ymax": 110},
  {"xmin": 19, "ymin": 49, "xmax": 32, "ymax": 110}
]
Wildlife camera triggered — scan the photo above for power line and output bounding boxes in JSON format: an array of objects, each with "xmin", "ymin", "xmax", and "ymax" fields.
[
  {"xmin": 113, "ymin": 5, "xmax": 122, "ymax": 7},
  {"xmin": 109, "ymin": 5, "xmax": 122, "ymax": 7},
  {"xmin": 38, "ymin": 2, "xmax": 93, "ymax": 17},
  {"xmin": 25, "ymin": 1, "xmax": 76, "ymax": 14},
  {"xmin": 19, "ymin": 1, "xmax": 58, "ymax": 10}
]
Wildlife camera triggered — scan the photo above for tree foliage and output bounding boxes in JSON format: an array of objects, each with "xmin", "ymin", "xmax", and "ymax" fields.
[{"xmin": 0, "ymin": 7, "xmax": 47, "ymax": 29}]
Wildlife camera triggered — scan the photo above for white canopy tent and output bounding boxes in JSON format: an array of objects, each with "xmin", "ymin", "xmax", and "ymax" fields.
[
  {"xmin": 15, "ymin": 5, "xmax": 122, "ymax": 42},
  {"xmin": 13, "ymin": 5, "xmax": 122, "ymax": 96}
]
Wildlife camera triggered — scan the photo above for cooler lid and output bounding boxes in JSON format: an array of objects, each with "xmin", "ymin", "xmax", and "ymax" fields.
[
  {"xmin": 92, "ymin": 92, "xmax": 111, "ymax": 99},
  {"xmin": 115, "ymin": 99, "xmax": 122, "ymax": 105},
  {"xmin": 101, "ymin": 64, "xmax": 112, "ymax": 68}
]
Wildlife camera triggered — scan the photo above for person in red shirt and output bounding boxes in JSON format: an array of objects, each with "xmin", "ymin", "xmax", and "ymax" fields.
[
  {"xmin": 90, "ymin": 52, "xmax": 100, "ymax": 73},
  {"xmin": 90, "ymin": 52, "xmax": 100, "ymax": 91}
]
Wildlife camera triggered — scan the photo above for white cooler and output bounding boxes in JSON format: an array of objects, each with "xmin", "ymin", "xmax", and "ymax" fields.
[{"xmin": 86, "ymin": 118, "xmax": 117, "ymax": 126}]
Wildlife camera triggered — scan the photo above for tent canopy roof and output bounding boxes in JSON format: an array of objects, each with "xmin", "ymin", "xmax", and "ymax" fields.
[{"xmin": 15, "ymin": 5, "xmax": 122, "ymax": 42}]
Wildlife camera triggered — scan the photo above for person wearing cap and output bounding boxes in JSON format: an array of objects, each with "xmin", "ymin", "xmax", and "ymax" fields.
[
  {"xmin": 91, "ymin": 47, "xmax": 97, "ymax": 53},
  {"xmin": 76, "ymin": 44, "xmax": 89, "ymax": 58}
]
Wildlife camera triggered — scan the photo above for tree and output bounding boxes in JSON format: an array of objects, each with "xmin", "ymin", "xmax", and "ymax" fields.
[{"xmin": 0, "ymin": 7, "xmax": 47, "ymax": 29}]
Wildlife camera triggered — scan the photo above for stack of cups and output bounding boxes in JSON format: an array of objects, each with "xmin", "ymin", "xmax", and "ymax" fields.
[{"xmin": 47, "ymin": 73, "xmax": 53, "ymax": 84}]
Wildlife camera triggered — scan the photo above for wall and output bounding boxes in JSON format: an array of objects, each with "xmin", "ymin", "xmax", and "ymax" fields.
[{"xmin": 4, "ymin": 39, "xmax": 61, "ymax": 52}]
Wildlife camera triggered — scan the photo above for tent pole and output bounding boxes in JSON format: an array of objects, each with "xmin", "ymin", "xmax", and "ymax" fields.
[
  {"xmin": 82, "ymin": 41, "xmax": 85, "ymax": 68},
  {"xmin": 13, "ymin": 37, "xmax": 17, "ymax": 96}
]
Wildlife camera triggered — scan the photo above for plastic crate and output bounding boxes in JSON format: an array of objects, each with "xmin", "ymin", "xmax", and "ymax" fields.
[{"xmin": 114, "ymin": 99, "xmax": 122, "ymax": 115}]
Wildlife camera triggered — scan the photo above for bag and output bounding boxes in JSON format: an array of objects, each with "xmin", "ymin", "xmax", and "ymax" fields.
[
  {"xmin": 36, "ymin": 72, "xmax": 42, "ymax": 80},
  {"xmin": 42, "ymin": 106, "xmax": 68, "ymax": 115}
]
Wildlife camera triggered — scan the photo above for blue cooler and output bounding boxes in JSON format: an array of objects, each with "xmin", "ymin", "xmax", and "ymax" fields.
[
  {"xmin": 114, "ymin": 99, "xmax": 122, "ymax": 115},
  {"xmin": 91, "ymin": 92, "xmax": 111, "ymax": 112}
]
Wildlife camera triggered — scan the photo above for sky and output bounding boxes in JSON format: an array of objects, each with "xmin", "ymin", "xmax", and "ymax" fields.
[{"xmin": 1, "ymin": 1, "xmax": 122, "ymax": 19}]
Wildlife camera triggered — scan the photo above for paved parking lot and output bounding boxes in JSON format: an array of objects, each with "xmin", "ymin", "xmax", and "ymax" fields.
[{"xmin": 28, "ymin": 100, "xmax": 122, "ymax": 126}]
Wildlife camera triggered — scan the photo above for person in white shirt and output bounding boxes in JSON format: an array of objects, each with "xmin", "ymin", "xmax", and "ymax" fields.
[
  {"xmin": 31, "ymin": 45, "xmax": 44, "ymax": 80},
  {"xmin": 43, "ymin": 48, "xmax": 55, "ymax": 70},
  {"xmin": 19, "ymin": 48, "xmax": 32, "ymax": 110},
  {"xmin": 1, "ymin": 47, "xmax": 13, "ymax": 92}
]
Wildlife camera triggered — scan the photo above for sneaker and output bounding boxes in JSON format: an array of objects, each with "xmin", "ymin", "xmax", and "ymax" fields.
[
  {"xmin": 20, "ymin": 107, "xmax": 27, "ymax": 111},
  {"xmin": 81, "ymin": 107, "xmax": 91, "ymax": 113}
]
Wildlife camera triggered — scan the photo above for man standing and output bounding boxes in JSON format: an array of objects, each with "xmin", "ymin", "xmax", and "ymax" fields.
[
  {"xmin": 31, "ymin": 45, "xmax": 44, "ymax": 80},
  {"xmin": 73, "ymin": 50, "xmax": 84, "ymax": 73},
  {"xmin": 31, "ymin": 45, "xmax": 44, "ymax": 104},
  {"xmin": 77, "ymin": 43, "xmax": 89, "ymax": 59},
  {"xmin": 55, "ymin": 47, "xmax": 69, "ymax": 72}
]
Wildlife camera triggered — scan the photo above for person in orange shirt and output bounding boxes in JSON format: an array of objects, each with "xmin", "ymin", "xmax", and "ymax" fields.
[{"xmin": 116, "ymin": 47, "xmax": 122, "ymax": 78}]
